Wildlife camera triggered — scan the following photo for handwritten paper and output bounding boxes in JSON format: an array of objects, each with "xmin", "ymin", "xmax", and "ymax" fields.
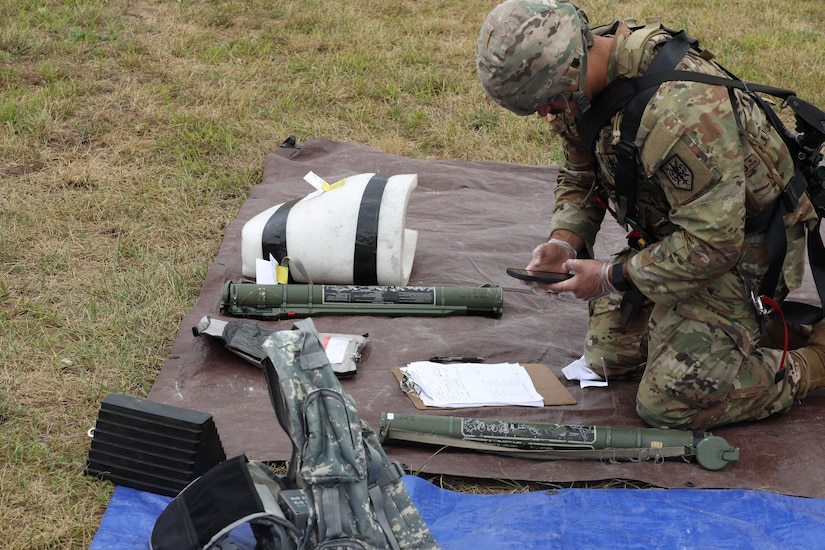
[{"xmin": 399, "ymin": 362, "xmax": 544, "ymax": 408}]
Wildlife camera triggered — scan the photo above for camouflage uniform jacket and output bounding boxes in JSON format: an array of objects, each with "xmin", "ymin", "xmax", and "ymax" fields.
[{"xmin": 548, "ymin": 22, "xmax": 817, "ymax": 307}]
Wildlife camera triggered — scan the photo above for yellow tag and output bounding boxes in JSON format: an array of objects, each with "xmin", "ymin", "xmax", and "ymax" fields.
[
  {"xmin": 322, "ymin": 178, "xmax": 346, "ymax": 192},
  {"xmin": 650, "ymin": 441, "xmax": 663, "ymax": 449},
  {"xmin": 276, "ymin": 265, "xmax": 289, "ymax": 285}
]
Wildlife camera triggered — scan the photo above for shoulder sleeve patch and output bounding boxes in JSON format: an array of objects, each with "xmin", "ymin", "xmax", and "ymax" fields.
[{"xmin": 662, "ymin": 154, "xmax": 693, "ymax": 190}]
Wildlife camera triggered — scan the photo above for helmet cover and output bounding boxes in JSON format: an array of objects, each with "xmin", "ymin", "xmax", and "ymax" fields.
[{"xmin": 477, "ymin": 0, "xmax": 587, "ymax": 116}]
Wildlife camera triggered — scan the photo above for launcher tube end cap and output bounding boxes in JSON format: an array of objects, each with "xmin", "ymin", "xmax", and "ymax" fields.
[{"xmin": 695, "ymin": 435, "xmax": 740, "ymax": 471}]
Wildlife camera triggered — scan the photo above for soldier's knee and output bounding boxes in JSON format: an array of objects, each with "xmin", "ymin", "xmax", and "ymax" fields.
[
  {"xmin": 635, "ymin": 388, "xmax": 694, "ymax": 429},
  {"xmin": 637, "ymin": 400, "xmax": 672, "ymax": 428}
]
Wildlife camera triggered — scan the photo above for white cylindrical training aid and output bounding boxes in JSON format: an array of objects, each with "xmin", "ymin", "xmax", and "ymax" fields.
[{"xmin": 241, "ymin": 173, "xmax": 418, "ymax": 285}]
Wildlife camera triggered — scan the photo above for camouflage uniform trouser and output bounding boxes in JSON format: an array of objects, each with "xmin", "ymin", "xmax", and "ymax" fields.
[{"xmin": 583, "ymin": 268, "xmax": 803, "ymax": 431}]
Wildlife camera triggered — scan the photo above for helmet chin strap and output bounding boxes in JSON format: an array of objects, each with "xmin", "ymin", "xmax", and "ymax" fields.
[
  {"xmin": 553, "ymin": 31, "xmax": 591, "ymax": 115},
  {"xmin": 545, "ymin": 6, "xmax": 595, "ymax": 117},
  {"xmin": 566, "ymin": 91, "xmax": 590, "ymax": 114},
  {"xmin": 569, "ymin": 6, "xmax": 593, "ymax": 114},
  {"xmin": 546, "ymin": 91, "xmax": 584, "ymax": 119}
]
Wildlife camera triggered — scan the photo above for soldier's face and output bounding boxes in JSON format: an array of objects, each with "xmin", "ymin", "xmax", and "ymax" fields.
[
  {"xmin": 537, "ymin": 83, "xmax": 580, "ymax": 118},
  {"xmin": 538, "ymin": 98, "xmax": 579, "ymax": 119}
]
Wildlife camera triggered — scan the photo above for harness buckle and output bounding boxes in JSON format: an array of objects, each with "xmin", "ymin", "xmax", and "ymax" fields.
[
  {"xmin": 747, "ymin": 280, "xmax": 771, "ymax": 335},
  {"xmin": 613, "ymin": 140, "xmax": 637, "ymax": 159},
  {"xmin": 750, "ymin": 286, "xmax": 769, "ymax": 318}
]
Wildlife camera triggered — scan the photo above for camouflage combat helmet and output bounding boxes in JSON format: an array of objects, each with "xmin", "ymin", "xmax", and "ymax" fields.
[{"xmin": 477, "ymin": 0, "xmax": 593, "ymax": 116}]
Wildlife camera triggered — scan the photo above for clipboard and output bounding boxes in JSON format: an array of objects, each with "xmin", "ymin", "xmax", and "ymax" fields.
[{"xmin": 392, "ymin": 363, "xmax": 577, "ymax": 410}]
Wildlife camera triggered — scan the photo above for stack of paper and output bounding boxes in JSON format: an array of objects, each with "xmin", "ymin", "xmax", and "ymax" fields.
[{"xmin": 399, "ymin": 361, "xmax": 544, "ymax": 408}]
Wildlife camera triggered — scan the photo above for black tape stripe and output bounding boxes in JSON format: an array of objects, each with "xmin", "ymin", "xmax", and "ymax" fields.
[
  {"xmin": 354, "ymin": 176, "xmax": 389, "ymax": 285},
  {"xmin": 261, "ymin": 198, "xmax": 300, "ymax": 264}
]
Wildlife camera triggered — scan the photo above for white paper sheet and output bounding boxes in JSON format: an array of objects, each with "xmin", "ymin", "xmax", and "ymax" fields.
[
  {"xmin": 255, "ymin": 256, "xmax": 278, "ymax": 284},
  {"xmin": 561, "ymin": 355, "xmax": 608, "ymax": 388},
  {"xmin": 399, "ymin": 361, "xmax": 544, "ymax": 408}
]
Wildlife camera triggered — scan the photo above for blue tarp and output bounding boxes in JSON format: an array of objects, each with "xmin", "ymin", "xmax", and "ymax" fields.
[{"xmin": 91, "ymin": 475, "xmax": 825, "ymax": 549}]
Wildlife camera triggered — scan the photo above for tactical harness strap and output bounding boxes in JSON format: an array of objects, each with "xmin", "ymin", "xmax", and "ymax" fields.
[
  {"xmin": 613, "ymin": 31, "xmax": 691, "ymax": 229},
  {"xmin": 610, "ymin": 31, "xmax": 691, "ymax": 326},
  {"xmin": 575, "ymin": 27, "xmax": 825, "ymax": 328}
]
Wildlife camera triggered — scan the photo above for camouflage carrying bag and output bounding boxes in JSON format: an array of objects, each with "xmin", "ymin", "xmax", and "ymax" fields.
[
  {"xmin": 260, "ymin": 318, "xmax": 439, "ymax": 550},
  {"xmin": 150, "ymin": 318, "xmax": 438, "ymax": 549}
]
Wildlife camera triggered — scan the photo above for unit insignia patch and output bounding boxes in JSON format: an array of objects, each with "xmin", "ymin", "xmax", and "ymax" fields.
[{"xmin": 663, "ymin": 154, "xmax": 694, "ymax": 191}]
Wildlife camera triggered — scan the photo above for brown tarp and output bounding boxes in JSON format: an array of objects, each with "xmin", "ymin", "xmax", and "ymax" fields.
[{"xmin": 149, "ymin": 138, "xmax": 825, "ymax": 498}]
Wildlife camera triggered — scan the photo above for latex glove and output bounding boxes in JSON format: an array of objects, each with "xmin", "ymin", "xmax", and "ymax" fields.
[
  {"xmin": 526, "ymin": 239, "xmax": 577, "ymax": 272},
  {"xmin": 545, "ymin": 259, "xmax": 617, "ymax": 301},
  {"xmin": 523, "ymin": 239, "xmax": 578, "ymax": 296}
]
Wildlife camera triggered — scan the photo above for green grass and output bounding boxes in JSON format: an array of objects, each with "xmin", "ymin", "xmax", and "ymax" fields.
[{"xmin": 1, "ymin": 0, "xmax": 824, "ymax": 546}]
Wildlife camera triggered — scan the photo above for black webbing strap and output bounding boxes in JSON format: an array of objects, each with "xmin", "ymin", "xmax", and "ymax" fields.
[
  {"xmin": 753, "ymin": 164, "xmax": 808, "ymax": 303},
  {"xmin": 603, "ymin": 32, "xmax": 690, "ymax": 325},
  {"xmin": 619, "ymin": 287, "xmax": 646, "ymax": 326},
  {"xmin": 262, "ymin": 355, "xmax": 299, "ymax": 486},
  {"xmin": 613, "ymin": 31, "xmax": 691, "ymax": 227},
  {"xmin": 354, "ymin": 176, "xmax": 389, "ymax": 285},
  {"xmin": 261, "ymin": 198, "xmax": 300, "ymax": 264}
]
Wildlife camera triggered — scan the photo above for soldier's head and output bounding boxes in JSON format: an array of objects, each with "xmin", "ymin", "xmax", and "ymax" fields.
[{"xmin": 477, "ymin": 0, "xmax": 593, "ymax": 116}]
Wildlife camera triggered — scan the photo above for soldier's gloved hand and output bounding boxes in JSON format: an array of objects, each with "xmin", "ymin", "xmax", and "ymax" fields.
[
  {"xmin": 526, "ymin": 238, "xmax": 577, "ymax": 272},
  {"xmin": 545, "ymin": 259, "xmax": 617, "ymax": 301},
  {"xmin": 524, "ymin": 239, "xmax": 578, "ymax": 295}
]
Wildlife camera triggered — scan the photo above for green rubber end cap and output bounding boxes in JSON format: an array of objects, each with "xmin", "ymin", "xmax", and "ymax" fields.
[{"xmin": 695, "ymin": 436, "xmax": 740, "ymax": 471}]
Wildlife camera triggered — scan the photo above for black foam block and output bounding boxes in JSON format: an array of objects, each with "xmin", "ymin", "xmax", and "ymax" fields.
[{"xmin": 85, "ymin": 393, "xmax": 226, "ymax": 497}]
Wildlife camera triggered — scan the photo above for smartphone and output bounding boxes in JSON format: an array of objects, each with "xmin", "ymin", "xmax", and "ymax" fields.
[{"xmin": 506, "ymin": 268, "xmax": 572, "ymax": 284}]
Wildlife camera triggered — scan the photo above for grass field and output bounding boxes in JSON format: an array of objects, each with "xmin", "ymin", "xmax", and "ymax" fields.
[{"xmin": 2, "ymin": 0, "xmax": 824, "ymax": 547}]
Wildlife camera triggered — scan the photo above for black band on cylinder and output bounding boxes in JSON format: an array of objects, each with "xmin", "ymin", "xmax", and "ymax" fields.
[
  {"xmin": 262, "ymin": 198, "xmax": 300, "ymax": 264},
  {"xmin": 354, "ymin": 176, "xmax": 389, "ymax": 285}
]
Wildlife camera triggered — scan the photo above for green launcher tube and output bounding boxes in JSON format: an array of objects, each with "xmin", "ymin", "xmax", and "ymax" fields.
[
  {"xmin": 220, "ymin": 281, "xmax": 504, "ymax": 320},
  {"xmin": 379, "ymin": 412, "xmax": 739, "ymax": 471}
]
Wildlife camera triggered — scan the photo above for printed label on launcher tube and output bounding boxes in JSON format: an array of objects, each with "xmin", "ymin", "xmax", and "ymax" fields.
[{"xmin": 322, "ymin": 286, "xmax": 436, "ymax": 305}]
